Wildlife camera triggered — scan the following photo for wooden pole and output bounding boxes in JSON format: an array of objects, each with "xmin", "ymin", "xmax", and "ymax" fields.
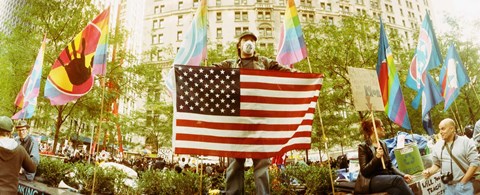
[
  {"xmin": 306, "ymin": 56, "xmax": 335, "ymax": 194},
  {"xmin": 370, "ymin": 111, "xmax": 386, "ymax": 169}
]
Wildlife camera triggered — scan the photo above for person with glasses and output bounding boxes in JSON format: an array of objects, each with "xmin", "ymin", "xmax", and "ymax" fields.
[
  {"xmin": 15, "ymin": 120, "xmax": 40, "ymax": 181},
  {"xmin": 422, "ymin": 118, "xmax": 479, "ymax": 194}
]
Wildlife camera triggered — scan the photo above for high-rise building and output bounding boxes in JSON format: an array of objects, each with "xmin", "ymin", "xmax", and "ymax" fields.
[
  {"xmin": 143, "ymin": 0, "xmax": 433, "ymax": 67},
  {"xmin": 0, "ymin": 0, "xmax": 26, "ymax": 34}
]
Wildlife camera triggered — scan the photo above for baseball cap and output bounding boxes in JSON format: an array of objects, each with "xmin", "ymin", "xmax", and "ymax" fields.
[{"xmin": 0, "ymin": 116, "xmax": 13, "ymax": 132}]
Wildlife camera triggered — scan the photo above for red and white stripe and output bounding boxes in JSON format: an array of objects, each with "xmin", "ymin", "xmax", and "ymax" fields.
[{"xmin": 174, "ymin": 68, "xmax": 323, "ymax": 158}]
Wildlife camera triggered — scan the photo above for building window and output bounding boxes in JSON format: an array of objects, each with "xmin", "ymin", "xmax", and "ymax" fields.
[
  {"xmin": 235, "ymin": 0, "xmax": 247, "ymax": 5},
  {"xmin": 159, "ymin": 34, "xmax": 164, "ymax": 44},
  {"xmin": 178, "ymin": 1, "xmax": 183, "ymax": 10},
  {"xmin": 160, "ymin": 5, "xmax": 165, "ymax": 13},
  {"xmin": 154, "ymin": 6, "xmax": 159, "ymax": 14},
  {"xmin": 159, "ymin": 19, "xmax": 164, "ymax": 28},
  {"xmin": 217, "ymin": 44, "xmax": 223, "ymax": 50},
  {"xmin": 177, "ymin": 31, "xmax": 183, "ymax": 41},
  {"xmin": 216, "ymin": 28, "xmax": 222, "ymax": 38},
  {"xmin": 259, "ymin": 26, "xmax": 273, "ymax": 37},
  {"xmin": 340, "ymin": 5, "xmax": 350, "ymax": 13},
  {"xmin": 193, "ymin": 0, "xmax": 199, "ymax": 7},
  {"xmin": 300, "ymin": 0, "xmax": 312, "ymax": 6},
  {"xmin": 235, "ymin": 11, "xmax": 248, "ymax": 21},
  {"xmin": 216, "ymin": 12, "xmax": 222, "ymax": 22},
  {"xmin": 404, "ymin": 31, "xmax": 408, "ymax": 39},
  {"xmin": 152, "ymin": 34, "xmax": 158, "ymax": 44},
  {"xmin": 216, "ymin": 0, "xmax": 221, "ymax": 6},
  {"xmin": 235, "ymin": 27, "xmax": 249, "ymax": 36},
  {"xmin": 398, "ymin": 0, "xmax": 401, "ymax": 5},
  {"xmin": 257, "ymin": 11, "xmax": 271, "ymax": 20},
  {"xmin": 153, "ymin": 20, "xmax": 158, "ymax": 29},
  {"xmin": 279, "ymin": 0, "xmax": 285, "ymax": 6},
  {"xmin": 178, "ymin": 15, "xmax": 183, "ymax": 25},
  {"xmin": 320, "ymin": 3, "xmax": 332, "ymax": 11},
  {"xmin": 400, "ymin": 8, "xmax": 403, "ymax": 16},
  {"xmin": 322, "ymin": 16, "xmax": 334, "ymax": 24},
  {"xmin": 356, "ymin": 0, "xmax": 364, "ymax": 4},
  {"xmin": 402, "ymin": 20, "xmax": 406, "ymax": 26}
]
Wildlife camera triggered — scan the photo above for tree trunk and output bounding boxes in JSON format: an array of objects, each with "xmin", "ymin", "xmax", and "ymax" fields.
[{"xmin": 52, "ymin": 106, "xmax": 64, "ymax": 154}]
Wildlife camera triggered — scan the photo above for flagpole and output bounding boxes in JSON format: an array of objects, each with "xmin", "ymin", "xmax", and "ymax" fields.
[
  {"xmin": 91, "ymin": 2, "xmax": 115, "ymax": 194},
  {"xmin": 454, "ymin": 102, "xmax": 463, "ymax": 131},
  {"xmin": 370, "ymin": 110, "xmax": 386, "ymax": 169},
  {"xmin": 306, "ymin": 56, "xmax": 335, "ymax": 194}
]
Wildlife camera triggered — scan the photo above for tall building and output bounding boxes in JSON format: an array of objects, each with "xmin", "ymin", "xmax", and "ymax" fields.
[
  {"xmin": 143, "ymin": 0, "xmax": 433, "ymax": 67},
  {"xmin": 0, "ymin": 0, "xmax": 26, "ymax": 34}
]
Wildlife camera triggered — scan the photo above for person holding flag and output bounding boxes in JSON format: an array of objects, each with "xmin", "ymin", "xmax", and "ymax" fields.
[{"xmin": 214, "ymin": 31, "xmax": 295, "ymax": 195}]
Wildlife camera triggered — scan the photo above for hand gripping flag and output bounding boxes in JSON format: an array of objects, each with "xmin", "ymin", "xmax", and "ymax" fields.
[
  {"xmin": 276, "ymin": 0, "xmax": 308, "ymax": 68},
  {"xmin": 405, "ymin": 12, "xmax": 443, "ymax": 134},
  {"xmin": 376, "ymin": 19, "xmax": 411, "ymax": 129},
  {"xmin": 164, "ymin": 0, "xmax": 207, "ymax": 96},
  {"xmin": 173, "ymin": 65, "xmax": 323, "ymax": 158},
  {"xmin": 44, "ymin": 7, "xmax": 110, "ymax": 105},
  {"xmin": 439, "ymin": 44, "xmax": 469, "ymax": 111},
  {"xmin": 12, "ymin": 36, "xmax": 46, "ymax": 119}
]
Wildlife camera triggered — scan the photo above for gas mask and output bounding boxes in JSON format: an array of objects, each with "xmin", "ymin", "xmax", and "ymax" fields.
[{"xmin": 242, "ymin": 40, "xmax": 255, "ymax": 55}]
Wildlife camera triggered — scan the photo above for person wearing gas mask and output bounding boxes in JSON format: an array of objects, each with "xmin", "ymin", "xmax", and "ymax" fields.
[
  {"xmin": 422, "ymin": 118, "xmax": 479, "ymax": 194},
  {"xmin": 214, "ymin": 31, "xmax": 294, "ymax": 195}
]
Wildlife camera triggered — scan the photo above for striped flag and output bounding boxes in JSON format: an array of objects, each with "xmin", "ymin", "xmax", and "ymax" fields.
[
  {"xmin": 376, "ymin": 19, "xmax": 411, "ymax": 129},
  {"xmin": 276, "ymin": 0, "xmax": 308, "ymax": 67},
  {"xmin": 439, "ymin": 44, "xmax": 469, "ymax": 111},
  {"xmin": 173, "ymin": 65, "xmax": 323, "ymax": 158},
  {"xmin": 44, "ymin": 7, "xmax": 110, "ymax": 105},
  {"xmin": 92, "ymin": 7, "xmax": 110, "ymax": 76},
  {"xmin": 12, "ymin": 36, "xmax": 46, "ymax": 119},
  {"xmin": 164, "ymin": 0, "xmax": 207, "ymax": 96}
]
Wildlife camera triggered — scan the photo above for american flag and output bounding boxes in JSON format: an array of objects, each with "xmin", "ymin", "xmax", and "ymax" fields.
[{"xmin": 173, "ymin": 65, "xmax": 323, "ymax": 158}]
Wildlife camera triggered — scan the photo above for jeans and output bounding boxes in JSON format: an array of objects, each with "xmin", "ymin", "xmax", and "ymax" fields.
[
  {"xmin": 445, "ymin": 181, "xmax": 474, "ymax": 195},
  {"xmin": 369, "ymin": 175, "xmax": 414, "ymax": 195},
  {"xmin": 226, "ymin": 158, "xmax": 270, "ymax": 195}
]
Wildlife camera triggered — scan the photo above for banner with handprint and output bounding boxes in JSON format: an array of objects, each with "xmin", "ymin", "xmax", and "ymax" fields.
[{"xmin": 44, "ymin": 7, "xmax": 110, "ymax": 105}]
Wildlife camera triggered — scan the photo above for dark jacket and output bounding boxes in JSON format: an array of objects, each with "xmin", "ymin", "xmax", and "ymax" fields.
[
  {"xmin": 0, "ymin": 139, "xmax": 36, "ymax": 194},
  {"xmin": 357, "ymin": 140, "xmax": 405, "ymax": 191}
]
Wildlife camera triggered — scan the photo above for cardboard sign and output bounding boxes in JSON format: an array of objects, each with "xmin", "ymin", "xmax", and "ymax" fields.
[
  {"xmin": 347, "ymin": 67, "xmax": 384, "ymax": 111},
  {"xmin": 419, "ymin": 172, "xmax": 444, "ymax": 195}
]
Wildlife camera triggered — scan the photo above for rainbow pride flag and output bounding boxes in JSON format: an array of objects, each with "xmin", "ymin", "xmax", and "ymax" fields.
[
  {"xmin": 92, "ymin": 7, "xmax": 110, "ymax": 76},
  {"xmin": 376, "ymin": 19, "xmax": 411, "ymax": 129},
  {"xmin": 276, "ymin": 0, "xmax": 308, "ymax": 67},
  {"xmin": 12, "ymin": 36, "xmax": 46, "ymax": 119},
  {"xmin": 439, "ymin": 44, "xmax": 469, "ymax": 111},
  {"xmin": 44, "ymin": 7, "xmax": 110, "ymax": 105},
  {"xmin": 164, "ymin": 0, "xmax": 207, "ymax": 95}
]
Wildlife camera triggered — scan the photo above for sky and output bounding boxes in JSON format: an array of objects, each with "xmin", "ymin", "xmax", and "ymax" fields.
[{"xmin": 431, "ymin": 0, "xmax": 480, "ymax": 44}]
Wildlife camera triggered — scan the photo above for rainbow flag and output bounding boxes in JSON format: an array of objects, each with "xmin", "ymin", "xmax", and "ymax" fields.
[
  {"xmin": 376, "ymin": 19, "xmax": 411, "ymax": 129},
  {"xmin": 164, "ymin": 0, "xmax": 207, "ymax": 95},
  {"xmin": 12, "ymin": 36, "xmax": 46, "ymax": 119},
  {"xmin": 92, "ymin": 7, "xmax": 110, "ymax": 76},
  {"xmin": 276, "ymin": 0, "xmax": 308, "ymax": 67},
  {"xmin": 44, "ymin": 7, "xmax": 110, "ymax": 105},
  {"xmin": 439, "ymin": 44, "xmax": 469, "ymax": 111}
]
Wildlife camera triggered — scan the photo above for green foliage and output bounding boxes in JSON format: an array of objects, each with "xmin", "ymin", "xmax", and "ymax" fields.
[
  {"xmin": 71, "ymin": 162, "xmax": 131, "ymax": 194},
  {"xmin": 136, "ymin": 170, "xmax": 211, "ymax": 195},
  {"xmin": 36, "ymin": 157, "xmax": 70, "ymax": 187},
  {"xmin": 283, "ymin": 164, "xmax": 335, "ymax": 195}
]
